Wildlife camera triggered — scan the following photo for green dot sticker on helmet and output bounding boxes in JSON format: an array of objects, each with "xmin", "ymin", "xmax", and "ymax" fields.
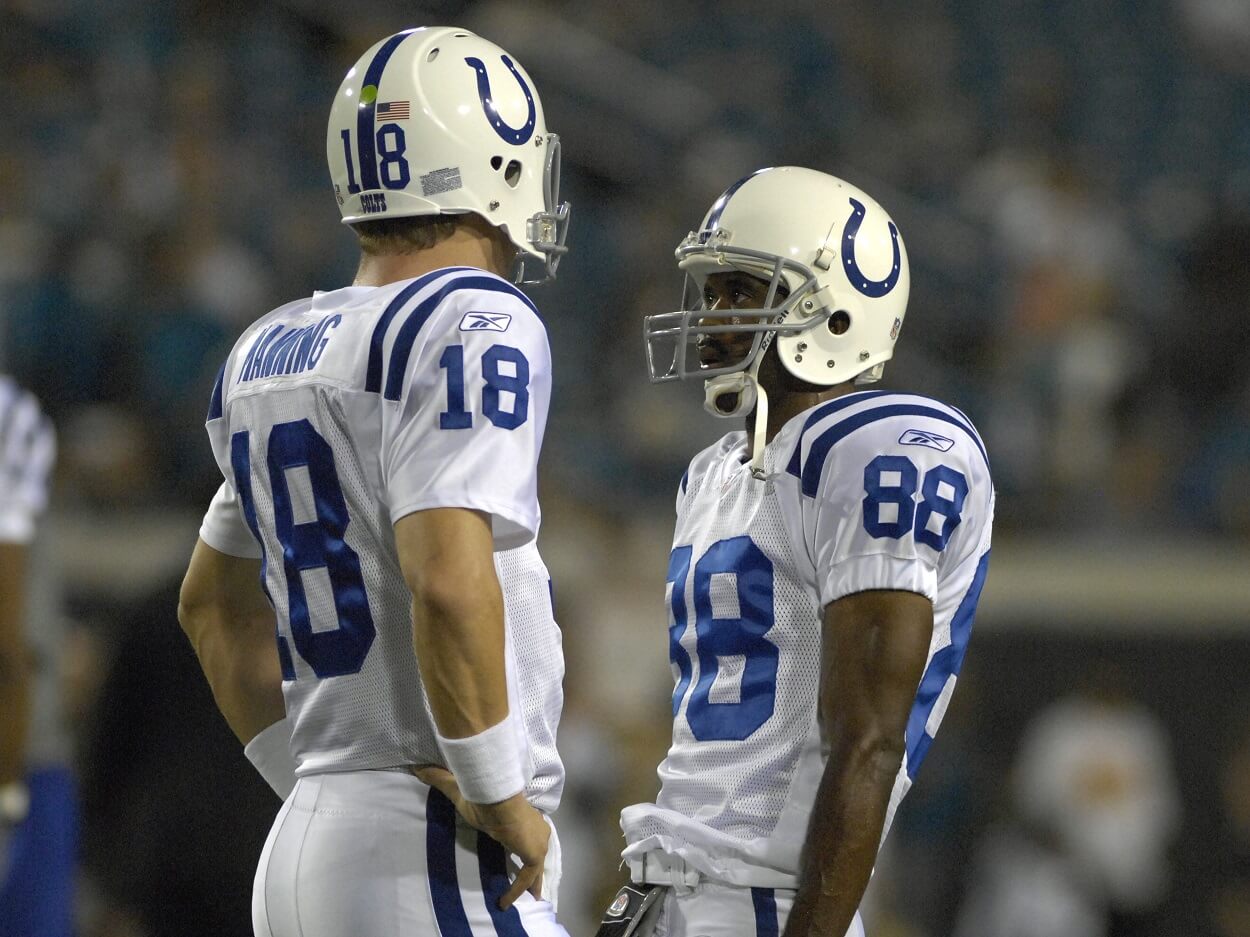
[{"xmin": 360, "ymin": 84, "xmax": 378, "ymax": 105}]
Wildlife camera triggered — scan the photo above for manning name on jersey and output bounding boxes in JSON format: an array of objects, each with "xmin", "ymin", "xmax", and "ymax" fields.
[{"xmin": 197, "ymin": 267, "xmax": 565, "ymax": 812}]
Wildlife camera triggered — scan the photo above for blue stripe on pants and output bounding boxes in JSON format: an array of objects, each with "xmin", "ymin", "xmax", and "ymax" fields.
[
  {"xmin": 477, "ymin": 831, "xmax": 529, "ymax": 937},
  {"xmin": 426, "ymin": 788, "xmax": 474, "ymax": 937},
  {"xmin": 751, "ymin": 887, "xmax": 778, "ymax": 937}
]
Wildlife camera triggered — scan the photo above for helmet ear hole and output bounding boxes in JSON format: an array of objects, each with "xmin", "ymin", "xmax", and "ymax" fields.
[
  {"xmin": 490, "ymin": 155, "xmax": 503, "ymax": 170},
  {"xmin": 828, "ymin": 310, "xmax": 851, "ymax": 335},
  {"xmin": 427, "ymin": 48, "xmax": 440, "ymax": 62},
  {"xmin": 504, "ymin": 159, "xmax": 522, "ymax": 188}
]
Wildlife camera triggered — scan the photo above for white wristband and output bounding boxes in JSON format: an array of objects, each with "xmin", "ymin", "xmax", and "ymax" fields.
[
  {"xmin": 436, "ymin": 715, "xmax": 525, "ymax": 805},
  {"xmin": 244, "ymin": 718, "xmax": 298, "ymax": 800}
]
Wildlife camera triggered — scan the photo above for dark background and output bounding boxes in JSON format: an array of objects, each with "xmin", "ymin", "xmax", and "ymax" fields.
[{"xmin": 2, "ymin": 0, "xmax": 1248, "ymax": 934}]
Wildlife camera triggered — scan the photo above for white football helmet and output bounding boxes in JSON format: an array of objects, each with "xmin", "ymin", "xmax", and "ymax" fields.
[
  {"xmin": 327, "ymin": 27, "xmax": 570, "ymax": 283},
  {"xmin": 644, "ymin": 166, "xmax": 910, "ymax": 401}
]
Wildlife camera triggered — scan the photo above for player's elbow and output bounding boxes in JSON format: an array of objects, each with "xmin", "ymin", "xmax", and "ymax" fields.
[
  {"xmin": 224, "ymin": 636, "xmax": 284, "ymax": 698},
  {"xmin": 838, "ymin": 720, "xmax": 908, "ymax": 780},
  {"xmin": 177, "ymin": 579, "xmax": 220, "ymax": 647},
  {"xmin": 408, "ymin": 560, "xmax": 501, "ymax": 628},
  {"xmin": 176, "ymin": 598, "xmax": 209, "ymax": 652}
]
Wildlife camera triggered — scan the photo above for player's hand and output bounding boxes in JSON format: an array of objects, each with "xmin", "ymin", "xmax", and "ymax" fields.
[{"xmin": 414, "ymin": 765, "xmax": 548, "ymax": 910}]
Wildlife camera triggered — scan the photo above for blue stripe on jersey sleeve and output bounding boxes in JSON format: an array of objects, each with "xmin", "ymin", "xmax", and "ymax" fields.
[
  {"xmin": 364, "ymin": 268, "xmax": 475, "ymax": 394},
  {"xmin": 784, "ymin": 390, "xmax": 892, "ymax": 477},
  {"xmin": 905, "ymin": 549, "xmax": 990, "ymax": 779},
  {"xmin": 383, "ymin": 274, "xmax": 542, "ymax": 402},
  {"xmin": 799, "ymin": 403, "xmax": 990, "ymax": 497},
  {"xmin": 207, "ymin": 361, "xmax": 226, "ymax": 421}
]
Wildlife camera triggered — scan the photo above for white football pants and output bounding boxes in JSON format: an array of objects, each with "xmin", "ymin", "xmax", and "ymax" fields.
[
  {"xmin": 253, "ymin": 769, "xmax": 568, "ymax": 937},
  {"xmin": 650, "ymin": 880, "xmax": 864, "ymax": 937}
]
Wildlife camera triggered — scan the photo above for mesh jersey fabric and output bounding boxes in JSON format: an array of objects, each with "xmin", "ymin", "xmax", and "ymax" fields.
[
  {"xmin": 196, "ymin": 268, "xmax": 563, "ymax": 811},
  {"xmin": 621, "ymin": 390, "xmax": 994, "ymax": 887}
]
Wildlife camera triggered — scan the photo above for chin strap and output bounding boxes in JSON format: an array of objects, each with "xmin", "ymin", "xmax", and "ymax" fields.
[
  {"xmin": 702, "ymin": 320, "xmax": 784, "ymax": 480},
  {"xmin": 702, "ymin": 357, "xmax": 771, "ymax": 481},
  {"xmin": 702, "ymin": 371, "xmax": 756, "ymax": 418},
  {"xmin": 747, "ymin": 377, "xmax": 769, "ymax": 480}
]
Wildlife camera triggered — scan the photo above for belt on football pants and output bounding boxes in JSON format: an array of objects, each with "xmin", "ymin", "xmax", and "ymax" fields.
[{"xmin": 627, "ymin": 851, "xmax": 701, "ymax": 889}]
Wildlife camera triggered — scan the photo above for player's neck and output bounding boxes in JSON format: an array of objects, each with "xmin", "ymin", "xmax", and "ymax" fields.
[
  {"xmin": 745, "ymin": 382, "xmax": 858, "ymax": 454},
  {"xmin": 353, "ymin": 224, "xmax": 515, "ymax": 288}
]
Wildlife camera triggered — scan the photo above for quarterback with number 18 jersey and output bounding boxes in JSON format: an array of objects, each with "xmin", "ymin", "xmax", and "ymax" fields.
[
  {"xmin": 199, "ymin": 266, "xmax": 564, "ymax": 806},
  {"xmin": 181, "ymin": 26, "xmax": 574, "ymax": 937},
  {"xmin": 621, "ymin": 389, "xmax": 993, "ymax": 886}
]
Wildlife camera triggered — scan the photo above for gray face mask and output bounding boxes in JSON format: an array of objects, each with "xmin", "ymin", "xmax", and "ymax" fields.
[
  {"xmin": 642, "ymin": 245, "xmax": 827, "ymax": 386},
  {"xmin": 516, "ymin": 133, "xmax": 571, "ymax": 285}
]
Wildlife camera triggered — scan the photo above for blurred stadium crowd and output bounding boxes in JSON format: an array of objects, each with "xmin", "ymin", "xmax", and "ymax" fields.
[{"xmin": 2, "ymin": 0, "xmax": 1249, "ymax": 935}]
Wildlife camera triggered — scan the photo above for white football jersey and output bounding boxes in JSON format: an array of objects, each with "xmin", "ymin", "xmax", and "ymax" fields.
[
  {"xmin": 0, "ymin": 376, "xmax": 55, "ymax": 545},
  {"xmin": 621, "ymin": 390, "xmax": 994, "ymax": 887},
  {"xmin": 0, "ymin": 376, "xmax": 68, "ymax": 769},
  {"xmin": 197, "ymin": 267, "xmax": 564, "ymax": 811}
]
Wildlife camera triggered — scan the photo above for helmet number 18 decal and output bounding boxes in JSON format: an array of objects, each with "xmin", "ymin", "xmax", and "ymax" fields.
[
  {"xmin": 327, "ymin": 27, "xmax": 571, "ymax": 282},
  {"xmin": 340, "ymin": 122, "xmax": 411, "ymax": 196}
]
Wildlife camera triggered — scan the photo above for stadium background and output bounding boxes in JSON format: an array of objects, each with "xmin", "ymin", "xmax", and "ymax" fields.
[{"xmin": 3, "ymin": 0, "xmax": 1249, "ymax": 934}]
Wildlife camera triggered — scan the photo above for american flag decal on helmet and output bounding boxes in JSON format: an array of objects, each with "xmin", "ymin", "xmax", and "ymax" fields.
[{"xmin": 377, "ymin": 101, "xmax": 410, "ymax": 120}]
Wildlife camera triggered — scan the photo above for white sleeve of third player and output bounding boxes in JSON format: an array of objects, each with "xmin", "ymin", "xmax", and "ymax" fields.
[
  {"xmin": 0, "ymin": 377, "xmax": 56, "ymax": 545},
  {"xmin": 199, "ymin": 479, "xmax": 263, "ymax": 559},
  {"xmin": 380, "ymin": 286, "xmax": 551, "ymax": 550},
  {"xmin": 804, "ymin": 411, "xmax": 992, "ymax": 608}
]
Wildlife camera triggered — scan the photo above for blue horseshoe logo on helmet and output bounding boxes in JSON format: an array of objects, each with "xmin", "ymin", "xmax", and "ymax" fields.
[
  {"xmin": 464, "ymin": 55, "xmax": 537, "ymax": 145},
  {"xmin": 841, "ymin": 198, "xmax": 902, "ymax": 298}
]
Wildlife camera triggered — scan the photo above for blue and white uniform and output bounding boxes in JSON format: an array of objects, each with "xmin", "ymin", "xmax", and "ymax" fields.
[
  {"xmin": 198, "ymin": 267, "xmax": 566, "ymax": 937},
  {"xmin": 0, "ymin": 379, "xmax": 55, "ymax": 545},
  {"xmin": 620, "ymin": 391, "xmax": 994, "ymax": 936},
  {"xmin": 0, "ymin": 377, "xmax": 72, "ymax": 937}
]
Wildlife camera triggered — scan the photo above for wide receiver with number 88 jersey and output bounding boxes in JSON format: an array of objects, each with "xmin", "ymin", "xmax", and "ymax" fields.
[
  {"xmin": 178, "ymin": 26, "xmax": 572, "ymax": 937},
  {"xmin": 608, "ymin": 167, "xmax": 994, "ymax": 937}
]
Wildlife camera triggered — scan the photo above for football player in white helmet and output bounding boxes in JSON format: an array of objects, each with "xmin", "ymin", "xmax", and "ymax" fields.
[
  {"xmin": 606, "ymin": 167, "xmax": 995, "ymax": 937},
  {"xmin": 327, "ymin": 26, "xmax": 569, "ymax": 284},
  {"xmin": 179, "ymin": 27, "xmax": 571, "ymax": 937}
]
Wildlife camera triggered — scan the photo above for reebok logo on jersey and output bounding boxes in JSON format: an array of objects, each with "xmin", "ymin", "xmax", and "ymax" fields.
[
  {"xmin": 459, "ymin": 311, "xmax": 512, "ymax": 333},
  {"xmin": 899, "ymin": 429, "xmax": 955, "ymax": 451}
]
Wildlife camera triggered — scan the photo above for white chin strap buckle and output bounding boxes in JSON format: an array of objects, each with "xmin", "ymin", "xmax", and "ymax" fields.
[{"xmin": 703, "ymin": 372, "xmax": 757, "ymax": 418}]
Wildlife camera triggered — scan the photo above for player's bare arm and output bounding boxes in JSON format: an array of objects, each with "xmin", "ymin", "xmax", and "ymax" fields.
[
  {"xmin": 616, "ymin": 168, "xmax": 989, "ymax": 936},
  {"xmin": 0, "ymin": 542, "xmax": 32, "ymax": 788},
  {"xmin": 395, "ymin": 507, "xmax": 550, "ymax": 909},
  {"xmin": 178, "ymin": 538, "xmax": 285, "ymax": 743},
  {"xmin": 784, "ymin": 590, "xmax": 933, "ymax": 937},
  {"xmin": 185, "ymin": 27, "xmax": 570, "ymax": 936},
  {"xmin": 396, "ymin": 508, "xmax": 509, "ymax": 735}
]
